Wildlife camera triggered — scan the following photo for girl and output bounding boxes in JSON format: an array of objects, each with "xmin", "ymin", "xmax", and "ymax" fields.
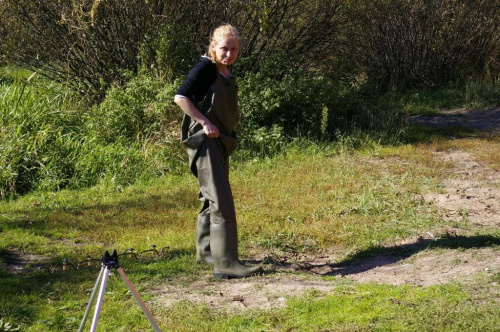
[{"xmin": 174, "ymin": 24, "xmax": 263, "ymax": 279}]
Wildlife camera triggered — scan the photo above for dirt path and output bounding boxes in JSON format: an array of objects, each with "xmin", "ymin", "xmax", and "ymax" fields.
[{"xmin": 154, "ymin": 107, "xmax": 500, "ymax": 311}]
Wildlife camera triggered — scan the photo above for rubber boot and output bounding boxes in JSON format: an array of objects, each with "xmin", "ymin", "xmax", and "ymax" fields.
[
  {"xmin": 210, "ymin": 223, "xmax": 263, "ymax": 279},
  {"xmin": 196, "ymin": 211, "xmax": 213, "ymax": 264}
]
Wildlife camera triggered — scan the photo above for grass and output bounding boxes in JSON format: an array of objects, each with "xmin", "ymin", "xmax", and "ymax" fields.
[
  {"xmin": 233, "ymin": 143, "xmax": 444, "ymax": 251},
  {"xmin": 1, "ymin": 67, "xmax": 500, "ymax": 330},
  {"xmin": 1, "ymin": 134, "xmax": 500, "ymax": 331},
  {"xmin": 152, "ymin": 280, "xmax": 500, "ymax": 331},
  {"xmin": 0, "ymin": 68, "xmax": 185, "ymax": 197}
]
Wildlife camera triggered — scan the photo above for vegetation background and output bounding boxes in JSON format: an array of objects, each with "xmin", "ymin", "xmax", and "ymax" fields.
[
  {"xmin": 0, "ymin": 0, "xmax": 500, "ymax": 331},
  {"xmin": 1, "ymin": 0, "xmax": 499, "ymax": 196}
]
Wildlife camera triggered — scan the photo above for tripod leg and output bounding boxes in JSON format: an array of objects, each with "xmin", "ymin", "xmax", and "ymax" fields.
[
  {"xmin": 117, "ymin": 267, "xmax": 162, "ymax": 332},
  {"xmin": 78, "ymin": 266, "xmax": 105, "ymax": 332},
  {"xmin": 90, "ymin": 265, "xmax": 111, "ymax": 332}
]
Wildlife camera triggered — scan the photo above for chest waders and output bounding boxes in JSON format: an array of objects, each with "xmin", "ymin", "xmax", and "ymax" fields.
[{"xmin": 181, "ymin": 73, "xmax": 263, "ymax": 278}]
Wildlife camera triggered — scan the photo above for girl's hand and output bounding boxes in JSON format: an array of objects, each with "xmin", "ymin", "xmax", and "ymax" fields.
[
  {"xmin": 174, "ymin": 95, "xmax": 219, "ymax": 138},
  {"xmin": 202, "ymin": 121, "xmax": 219, "ymax": 138}
]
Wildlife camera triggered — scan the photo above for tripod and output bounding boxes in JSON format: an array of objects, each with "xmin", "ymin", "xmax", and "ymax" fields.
[{"xmin": 78, "ymin": 250, "xmax": 162, "ymax": 332}]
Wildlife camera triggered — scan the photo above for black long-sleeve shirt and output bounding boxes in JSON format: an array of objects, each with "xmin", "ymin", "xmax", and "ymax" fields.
[{"xmin": 176, "ymin": 56, "xmax": 218, "ymax": 104}]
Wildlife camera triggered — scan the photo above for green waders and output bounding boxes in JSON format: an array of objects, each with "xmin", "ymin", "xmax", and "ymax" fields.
[{"xmin": 181, "ymin": 73, "xmax": 263, "ymax": 279}]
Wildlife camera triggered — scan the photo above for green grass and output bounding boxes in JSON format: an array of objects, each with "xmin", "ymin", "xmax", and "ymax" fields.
[
  {"xmin": 1, "ymin": 136, "xmax": 500, "ymax": 331},
  {"xmin": 2, "ymin": 67, "xmax": 500, "ymax": 330},
  {"xmin": 2, "ymin": 64, "xmax": 498, "ymax": 197},
  {"xmin": 152, "ymin": 280, "xmax": 500, "ymax": 331}
]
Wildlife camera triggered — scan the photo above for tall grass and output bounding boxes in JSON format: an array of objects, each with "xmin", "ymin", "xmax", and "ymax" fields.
[
  {"xmin": 374, "ymin": 79, "xmax": 500, "ymax": 115},
  {"xmin": 1, "ymin": 76, "xmax": 81, "ymax": 195},
  {"xmin": 0, "ymin": 72, "xmax": 185, "ymax": 197}
]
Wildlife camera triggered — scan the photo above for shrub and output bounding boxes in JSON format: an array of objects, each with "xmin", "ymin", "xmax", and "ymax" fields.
[
  {"xmin": 238, "ymin": 71, "xmax": 336, "ymax": 136},
  {"xmin": 236, "ymin": 124, "xmax": 288, "ymax": 159},
  {"xmin": 345, "ymin": 0, "xmax": 500, "ymax": 90},
  {"xmin": 89, "ymin": 74, "xmax": 182, "ymax": 142},
  {"xmin": 1, "ymin": 0, "xmax": 345, "ymax": 98},
  {"xmin": 234, "ymin": 0, "xmax": 343, "ymax": 77},
  {"xmin": 1, "ymin": 0, "xmax": 165, "ymax": 99},
  {"xmin": 237, "ymin": 67, "xmax": 409, "ymax": 149}
]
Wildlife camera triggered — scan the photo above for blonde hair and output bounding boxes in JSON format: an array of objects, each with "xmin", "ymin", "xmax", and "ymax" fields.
[{"xmin": 208, "ymin": 24, "xmax": 241, "ymax": 63}]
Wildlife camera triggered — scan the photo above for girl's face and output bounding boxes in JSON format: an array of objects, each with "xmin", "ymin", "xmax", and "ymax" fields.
[{"xmin": 212, "ymin": 37, "xmax": 239, "ymax": 66}]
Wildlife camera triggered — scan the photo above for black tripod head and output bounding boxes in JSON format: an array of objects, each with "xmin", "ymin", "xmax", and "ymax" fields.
[{"xmin": 101, "ymin": 250, "xmax": 120, "ymax": 268}]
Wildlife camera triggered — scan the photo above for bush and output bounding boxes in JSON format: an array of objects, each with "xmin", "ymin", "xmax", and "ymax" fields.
[
  {"xmin": 234, "ymin": 0, "xmax": 343, "ymax": 77},
  {"xmin": 133, "ymin": 0, "xmax": 344, "ymax": 80},
  {"xmin": 89, "ymin": 75, "xmax": 180, "ymax": 144},
  {"xmin": 238, "ymin": 71, "xmax": 336, "ymax": 136},
  {"xmin": 237, "ymin": 67, "xmax": 409, "ymax": 150},
  {"xmin": 0, "ymin": 0, "xmax": 345, "ymax": 99},
  {"xmin": 236, "ymin": 125, "xmax": 288, "ymax": 159},
  {"xmin": 1, "ymin": 0, "xmax": 165, "ymax": 100},
  {"xmin": 345, "ymin": 0, "xmax": 500, "ymax": 90}
]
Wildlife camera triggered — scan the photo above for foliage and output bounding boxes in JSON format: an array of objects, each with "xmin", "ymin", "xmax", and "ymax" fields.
[
  {"xmin": 1, "ymin": 0, "xmax": 499, "ymax": 99},
  {"xmin": 3, "ymin": 61, "xmax": 498, "ymax": 197},
  {"xmin": 0, "ymin": 76, "xmax": 83, "ymax": 195},
  {"xmin": 464, "ymin": 79, "xmax": 500, "ymax": 108},
  {"xmin": 1, "ymin": 0, "xmax": 499, "ymax": 196},
  {"xmin": 345, "ymin": 0, "xmax": 500, "ymax": 91},
  {"xmin": 0, "ymin": 16, "xmax": 5, "ymax": 67},
  {"xmin": 236, "ymin": 124, "xmax": 288, "ymax": 159},
  {"xmin": 238, "ymin": 71, "xmax": 333, "ymax": 134},
  {"xmin": 238, "ymin": 69, "xmax": 408, "ymax": 149},
  {"xmin": 89, "ymin": 75, "xmax": 180, "ymax": 144},
  {"xmin": 374, "ymin": 79, "xmax": 500, "ymax": 115},
  {"xmin": 141, "ymin": 1, "xmax": 248, "ymax": 79},
  {"xmin": 138, "ymin": 0, "xmax": 344, "ymax": 80},
  {"xmin": 234, "ymin": 0, "xmax": 343, "ymax": 77},
  {"xmin": 0, "ymin": 318, "xmax": 19, "ymax": 332},
  {"xmin": 0, "ymin": 0, "xmax": 344, "ymax": 98},
  {"xmin": 1, "ymin": 0, "xmax": 165, "ymax": 99}
]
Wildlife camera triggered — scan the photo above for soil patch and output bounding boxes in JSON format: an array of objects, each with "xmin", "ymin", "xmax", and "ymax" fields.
[
  {"xmin": 154, "ymin": 274, "xmax": 338, "ymax": 311},
  {"xmin": 422, "ymin": 150, "xmax": 500, "ymax": 227},
  {"xmin": 154, "ymin": 240, "xmax": 499, "ymax": 311}
]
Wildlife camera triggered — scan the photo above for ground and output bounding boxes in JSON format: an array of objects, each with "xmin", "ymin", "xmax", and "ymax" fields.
[
  {"xmin": 155, "ymin": 107, "xmax": 500, "ymax": 311},
  {"xmin": 5, "ymin": 107, "xmax": 500, "ymax": 312}
]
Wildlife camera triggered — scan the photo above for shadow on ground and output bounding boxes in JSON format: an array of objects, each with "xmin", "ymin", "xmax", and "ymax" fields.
[
  {"xmin": 261, "ymin": 234, "xmax": 500, "ymax": 279},
  {"xmin": 409, "ymin": 106, "xmax": 500, "ymax": 135},
  {"xmin": 325, "ymin": 234, "xmax": 500, "ymax": 277}
]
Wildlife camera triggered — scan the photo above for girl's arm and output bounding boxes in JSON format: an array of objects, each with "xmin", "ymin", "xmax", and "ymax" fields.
[{"xmin": 174, "ymin": 95, "xmax": 219, "ymax": 138}]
